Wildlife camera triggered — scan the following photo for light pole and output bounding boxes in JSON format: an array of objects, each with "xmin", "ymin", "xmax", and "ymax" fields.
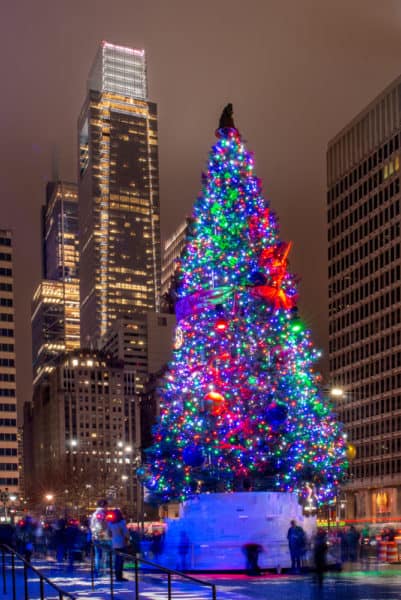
[
  {"xmin": 44, "ymin": 493, "xmax": 55, "ymax": 518},
  {"xmin": 329, "ymin": 386, "xmax": 359, "ymax": 523}
]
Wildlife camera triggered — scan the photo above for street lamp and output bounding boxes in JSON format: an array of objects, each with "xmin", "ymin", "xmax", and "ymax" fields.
[
  {"xmin": 330, "ymin": 387, "xmax": 345, "ymax": 398},
  {"xmin": 44, "ymin": 493, "xmax": 55, "ymax": 517}
]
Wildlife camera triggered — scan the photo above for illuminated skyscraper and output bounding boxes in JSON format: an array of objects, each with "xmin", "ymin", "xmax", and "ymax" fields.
[
  {"xmin": 0, "ymin": 231, "xmax": 18, "ymax": 494},
  {"xmin": 78, "ymin": 42, "xmax": 161, "ymax": 347},
  {"xmin": 43, "ymin": 181, "xmax": 79, "ymax": 280},
  {"xmin": 31, "ymin": 182, "xmax": 80, "ymax": 383},
  {"xmin": 31, "ymin": 280, "xmax": 80, "ymax": 383}
]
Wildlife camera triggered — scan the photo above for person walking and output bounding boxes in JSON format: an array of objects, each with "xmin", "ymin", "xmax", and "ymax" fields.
[
  {"xmin": 53, "ymin": 518, "xmax": 67, "ymax": 563},
  {"xmin": 242, "ymin": 542, "xmax": 263, "ymax": 576},
  {"xmin": 151, "ymin": 531, "xmax": 164, "ymax": 563},
  {"xmin": 178, "ymin": 531, "xmax": 190, "ymax": 571},
  {"xmin": 65, "ymin": 519, "xmax": 80, "ymax": 572},
  {"xmin": 90, "ymin": 499, "xmax": 109, "ymax": 576},
  {"xmin": 287, "ymin": 520, "xmax": 306, "ymax": 574},
  {"xmin": 314, "ymin": 528, "xmax": 328, "ymax": 588},
  {"xmin": 18, "ymin": 516, "xmax": 36, "ymax": 562},
  {"xmin": 339, "ymin": 526, "xmax": 349, "ymax": 563},
  {"xmin": 347, "ymin": 525, "xmax": 360, "ymax": 562},
  {"xmin": 107, "ymin": 508, "xmax": 129, "ymax": 582}
]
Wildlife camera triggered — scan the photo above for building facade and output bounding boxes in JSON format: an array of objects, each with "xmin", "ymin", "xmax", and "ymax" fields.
[
  {"xmin": 43, "ymin": 182, "xmax": 79, "ymax": 280},
  {"xmin": 327, "ymin": 75, "xmax": 401, "ymax": 520},
  {"xmin": 31, "ymin": 280, "xmax": 80, "ymax": 384},
  {"xmin": 161, "ymin": 218, "xmax": 191, "ymax": 297},
  {"xmin": 31, "ymin": 181, "xmax": 80, "ymax": 383},
  {"xmin": 0, "ymin": 231, "xmax": 18, "ymax": 495},
  {"xmin": 24, "ymin": 350, "xmax": 138, "ymax": 515},
  {"xmin": 100, "ymin": 312, "xmax": 176, "ymax": 393},
  {"xmin": 78, "ymin": 41, "xmax": 161, "ymax": 347}
]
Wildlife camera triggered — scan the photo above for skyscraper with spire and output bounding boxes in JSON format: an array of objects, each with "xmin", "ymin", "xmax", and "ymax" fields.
[{"xmin": 78, "ymin": 42, "xmax": 161, "ymax": 347}]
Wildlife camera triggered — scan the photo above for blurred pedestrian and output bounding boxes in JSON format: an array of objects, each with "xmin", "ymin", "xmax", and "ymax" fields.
[
  {"xmin": 347, "ymin": 525, "xmax": 360, "ymax": 562},
  {"xmin": 53, "ymin": 518, "xmax": 67, "ymax": 563},
  {"xmin": 65, "ymin": 519, "xmax": 80, "ymax": 571},
  {"xmin": 178, "ymin": 531, "xmax": 190, "ymax": 571},
  {"xmin": 151, "ymin": 531, "xmax": 164, "ymax": 562},
  {"xmin": 339, "ymin": 526, "xmax": 349, "ymax": 563},
  {"xmin": 17, "ymin": 516, "xmax": 35, "ymax": 562},
  {"xmin": 242, "ymin": 542, "xmax": 263, "ymax": 576},
  {"xmin": 107, "ymin": 508, "xmax": 129, "ymax": 582},
  {"xmin": 287, "ymin": 520, "xmax": 306, "ymax": 573},
  {"xmin": 128, "ymin": 528, "xmax": 141, "ymax": 556},
  {"xmin": 314, "ymin": 528, "xmax": 328, "ymax": 588},
  {"xmin": 90, "ymin": 499, "xmax": 109, "ymax": 576}
]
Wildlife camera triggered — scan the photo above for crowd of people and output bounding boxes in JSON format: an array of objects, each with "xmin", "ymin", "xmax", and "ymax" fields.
[
  {"xmin": 0, "ymin": 499, "xmax": 150, "ymax": 581},
  {"xmin": 284, "ymin": 521, "xmax": 401, "ymax": 586},
  {"xmin": 2, "ymin": 504, "xmax": 398, "ymax": 583}
]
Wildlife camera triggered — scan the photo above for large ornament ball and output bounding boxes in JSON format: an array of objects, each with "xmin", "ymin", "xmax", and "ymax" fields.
[
  {"xmin": 204, "ymin": 390, "xmax": 226, "ymax": 415},
  {"xmin": 266, "ymin": 402, "xmax": 288, "ymax": 427},
  {"xmin": 174, "ymin": 326, "xmax": 184, "ymax": 350},
  {"xmin": 183, "ymin": 445, "xmax": 205, "ymax": 468},
  {"xmin": 249, "ymin": 271, "xmax": 267, "ymax": 286},
  {"xmin": 346, "ymin": 444, "xmax": 357, "ymax": 461}
]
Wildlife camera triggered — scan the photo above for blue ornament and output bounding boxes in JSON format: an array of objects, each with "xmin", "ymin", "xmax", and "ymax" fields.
[
  {"xmin": 249, "ymin": 271, "xmax": 267, "ymax": 286},
  {"xmin": 266, "ymin": 403, "xmax": 288, "ymax": 428},
  {"xmin": 183, "ymin": 445, "xmax": 205, "ymax": 467}
]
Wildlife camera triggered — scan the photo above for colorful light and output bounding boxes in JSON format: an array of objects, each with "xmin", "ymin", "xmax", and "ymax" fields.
[{"xmin": 142, "ymin": 122, "xmax": 347, "ymax": 505}]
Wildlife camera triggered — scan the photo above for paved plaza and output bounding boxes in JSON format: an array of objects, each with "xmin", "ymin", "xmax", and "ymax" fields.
[{"xmin": 3, "ymin": 558, "xmax": 401, "ymax": 599}]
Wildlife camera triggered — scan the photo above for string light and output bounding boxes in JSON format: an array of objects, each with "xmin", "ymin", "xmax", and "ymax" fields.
[{"xmin": 142, "ymin": 125, "xmax": 347, "ymax": 504}]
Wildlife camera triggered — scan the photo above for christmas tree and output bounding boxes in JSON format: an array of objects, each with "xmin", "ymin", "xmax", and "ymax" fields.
[{"xmin": 142, "ymin": 105, "xmax": 347, "ymax": 504}]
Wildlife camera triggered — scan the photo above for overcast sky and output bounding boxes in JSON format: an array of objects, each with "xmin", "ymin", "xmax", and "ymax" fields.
[{"xmin": 2, "ymin": 0, "xmax": 401, "ymax": 407}]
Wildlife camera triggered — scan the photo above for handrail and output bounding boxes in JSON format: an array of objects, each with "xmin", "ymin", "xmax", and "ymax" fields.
[
  {"xmin": 0, "ymin": 544, "xmax": 76, "ymax": 599},
  {"xmin": 118, "ymin": 550, "xmax": 217, "ymax": 590},
  {"xmin": 91, "ymin": 543, "xmax": 217, "ymax": 600}
]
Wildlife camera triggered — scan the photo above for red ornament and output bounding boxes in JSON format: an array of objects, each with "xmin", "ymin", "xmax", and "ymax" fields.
[
  {"xmin": 204, "ymin": 391, "xmax": 226, "ymax": 415},
  {"xmin": 215, "ymin": 318, "xmax": 228, "ymax": 332}
]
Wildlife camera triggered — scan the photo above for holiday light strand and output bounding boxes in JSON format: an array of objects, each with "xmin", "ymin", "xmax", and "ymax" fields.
[{"xmin": 141, "ymin": 126, "xmax": 347, "ymax": 504}]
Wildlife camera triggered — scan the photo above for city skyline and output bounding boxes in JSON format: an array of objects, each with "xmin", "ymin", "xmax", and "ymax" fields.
[{"xmin": 3, "ymin": 1, "xmax": 401, "ymax": 408}]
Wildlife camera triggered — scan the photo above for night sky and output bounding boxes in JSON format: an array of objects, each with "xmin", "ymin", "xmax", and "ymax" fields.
[{"xmin": 2, "ymin": 0, "xmax": 401, "ymax": 410}]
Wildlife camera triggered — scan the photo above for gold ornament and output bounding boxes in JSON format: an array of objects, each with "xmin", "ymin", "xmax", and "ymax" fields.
[
  {"xmin": 346, "ymin": 444, "xmax": 356, "ymax": 461},
  {"xmin": 174, "ymin": 326, "xmax": 184, "ymax": 350}
]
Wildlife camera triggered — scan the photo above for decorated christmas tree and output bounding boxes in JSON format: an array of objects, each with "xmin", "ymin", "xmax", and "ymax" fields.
[{"xmin": 142, "ymin": 105, "xmax": 347, "ymax": 505}]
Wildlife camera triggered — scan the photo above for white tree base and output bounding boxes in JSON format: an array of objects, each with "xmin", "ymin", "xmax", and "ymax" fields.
[{"xmin": 155, "ymin": 491, "xmax": 316, "ymax": 571}]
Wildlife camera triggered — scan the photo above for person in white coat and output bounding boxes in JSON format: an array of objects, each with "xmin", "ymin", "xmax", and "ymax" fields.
[{"xmin": 107, "ymin": 508, "xmax": 129, "ymax": 581}]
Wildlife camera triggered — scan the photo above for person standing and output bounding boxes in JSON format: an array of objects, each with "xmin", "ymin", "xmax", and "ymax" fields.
[
  {"xmin": 90, "ymin": 499, "xmax": 109, "ymax": 576},
  {"xmin": 287, "ymin": 520, "xmax": 306, "ymax": 574},
  {"xmin": 107, "ymin": 508, "xmax": 129, "ymax": 582}
]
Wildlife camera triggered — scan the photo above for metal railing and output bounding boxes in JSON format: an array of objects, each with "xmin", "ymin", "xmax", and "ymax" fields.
[
  {"xmin": 0, "ymin": 544, "xmax": 76, "ymax": 600},
  {"xmin": 90, "ymin": 544, "xmax": 217, "ymax": 599}
]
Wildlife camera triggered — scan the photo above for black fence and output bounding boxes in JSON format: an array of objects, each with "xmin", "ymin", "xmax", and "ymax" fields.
[
  {"xmin": 0, "ymin": 543, "xmax": 76, "ymax": 600},
  {"xmin": 90, "ymin": 544, "xmax": 217, "ymax": 600}
]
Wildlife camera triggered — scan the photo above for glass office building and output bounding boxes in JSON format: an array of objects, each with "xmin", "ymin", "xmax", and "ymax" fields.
[
  {"xmin": 78, "ymin": 42, "xmax": 161, "ymax": 347},
  {"xmin": 32, "ymin": 182, "xmax": 80, "ymax": 383},
  {"xmin": 328, "ymin": 75, "xmax": 401, "ymax": 520}
]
